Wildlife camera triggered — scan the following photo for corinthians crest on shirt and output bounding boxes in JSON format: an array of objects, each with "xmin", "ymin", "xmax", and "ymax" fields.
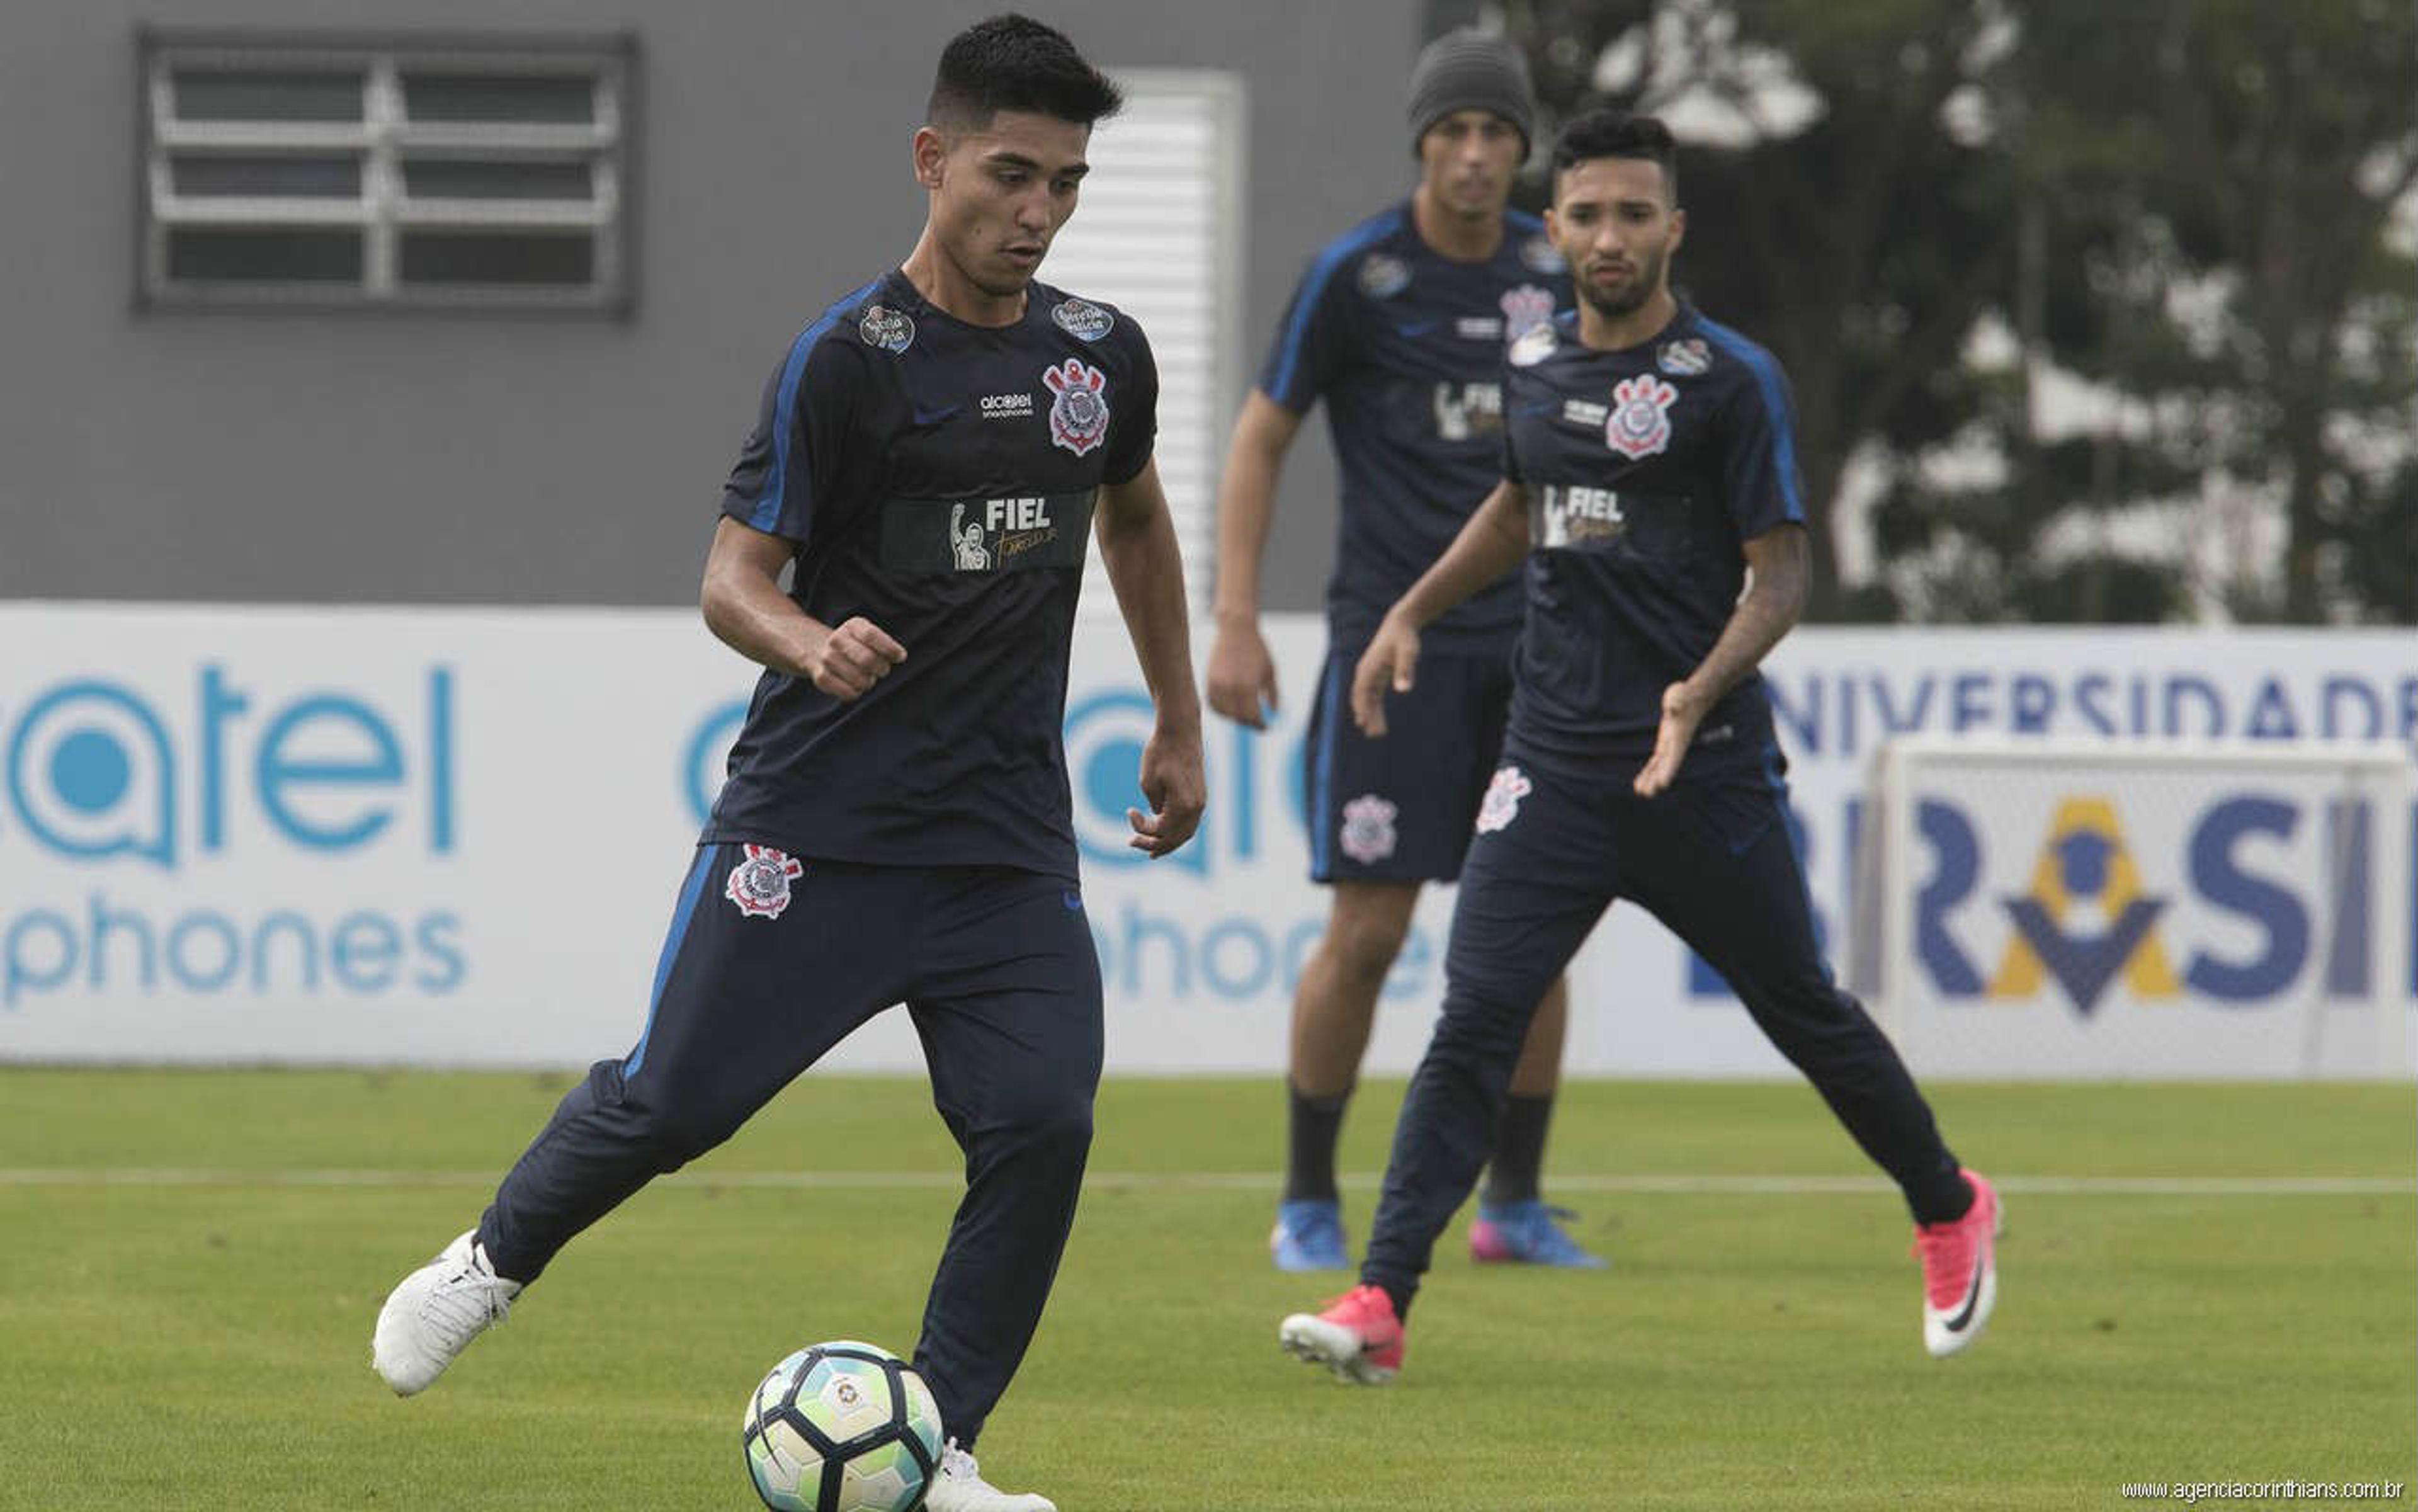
[
  {"xmin": 1605, "ymin": 373, "xmax": 1679, "ymax": 460},
  {"xmin": 725, "ymin": 844, "xmax": 805, "ymax": 919},
  {"xmin": 1042, "ymin": 358, "xmax": 1111, "ymax": 457}
]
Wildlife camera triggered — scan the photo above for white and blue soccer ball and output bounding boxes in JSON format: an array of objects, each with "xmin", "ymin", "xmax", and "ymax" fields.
[{"xmin": 742, "ymin": 1340, "xmax": 944, "ymax": 1512}]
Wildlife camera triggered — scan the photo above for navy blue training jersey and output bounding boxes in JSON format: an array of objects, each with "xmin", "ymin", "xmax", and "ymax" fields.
[
  {"xmin": 1257, "ymin": 203, "xmax": 1572, "ymax": 651},
  {"xmin": 1499, "ymin": 303, "xmax": 1806, "ymax": 771},
  {"xmin": 707, "ymin": 270, "xmax": 1158, "ymax": 879}
]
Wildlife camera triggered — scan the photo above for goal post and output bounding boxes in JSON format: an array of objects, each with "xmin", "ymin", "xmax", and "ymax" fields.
[{"xmin": 1849, "ymin": 736, "xmax": 2417, "ymax": 1080}]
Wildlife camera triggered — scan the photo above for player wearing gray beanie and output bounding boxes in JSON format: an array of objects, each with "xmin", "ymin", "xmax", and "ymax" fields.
[
  {"xmin": 1406, "ymin": 27, "xmax": 1536, "ymax": 157},
  {"xmin": 1212, "ymin": 26, "xmax": 1600, "ymax": 1283}
]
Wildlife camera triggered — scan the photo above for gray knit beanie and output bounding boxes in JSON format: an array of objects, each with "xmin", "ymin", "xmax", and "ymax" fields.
[{"xmin": 1406, "ymin": 28, "xmax": 1536, "ymax": 157}]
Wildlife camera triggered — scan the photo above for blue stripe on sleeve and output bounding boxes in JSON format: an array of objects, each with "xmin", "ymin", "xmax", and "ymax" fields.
[
  {"xmin": 1264, "ymin": 208, "xmax": 1405, "ymax": 404},
  {"xmin": 751, "ymin": 276, "xmax": 885, "ymax": 533},
  {"xmin": 1697, "ymin": 316, "xmax": 1807, "ymax": 524}
]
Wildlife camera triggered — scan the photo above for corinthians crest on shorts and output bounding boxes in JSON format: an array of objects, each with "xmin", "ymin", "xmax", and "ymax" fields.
[
  {"xmin": 1337, "ymin": 793, "xmax": 1400, "ymax": 865},
  {"xmin": 725, "ymin": 844, "xmax": 805, "ymax": 919},
  {"xmin": 1605, "ymin": 373, "xmax": 1679, "ymax": 460},
  {"xmin": 1042, "ymin": 358, "xmax": 1111, "ymax": 457}
]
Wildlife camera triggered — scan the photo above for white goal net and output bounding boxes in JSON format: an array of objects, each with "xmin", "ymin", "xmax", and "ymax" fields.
[{"xmin": 1849, "ymin": 737, "xmax": 2417, "ymax": 1080}]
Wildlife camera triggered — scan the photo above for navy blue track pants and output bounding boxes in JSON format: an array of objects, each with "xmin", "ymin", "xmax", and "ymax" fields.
[
  {"xmin": 1359, "ymin": 746, "xmax": 1968, "ymax": 1309},
  {"xmin": 477, "ymin": 844, "xmax": 1102, "ymax": 1450}
]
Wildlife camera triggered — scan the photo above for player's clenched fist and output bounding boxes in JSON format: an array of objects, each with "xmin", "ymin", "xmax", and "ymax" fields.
[
  {"xmin": 1349, "ymin": 615, "xmax": 1421, "ymax": 738},
  {"xmin": 803, "ymin": 616, "xmax": 907, "ymax": 700}
]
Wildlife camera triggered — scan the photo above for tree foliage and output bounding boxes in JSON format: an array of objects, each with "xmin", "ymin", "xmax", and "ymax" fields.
[{"xmin": 1475, "ymin": 0, "xmax": 2417, "ymax": 622}]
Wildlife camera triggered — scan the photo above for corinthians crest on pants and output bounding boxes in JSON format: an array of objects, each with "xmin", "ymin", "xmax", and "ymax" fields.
[
  {"xmin": 1474, "ymin": 766, "xmax": 1532, "ymax": 834},
  {"xmin": 726, "ymin": 844, "xmax": 804, "ymax": 919},
  {"xmin": 1605, "ymin": 373, "xmax": 1679, "ymax": 460},
  {"xmin": 1043, "ymin": 358, "xmax": 1111, "ymax": 457}
]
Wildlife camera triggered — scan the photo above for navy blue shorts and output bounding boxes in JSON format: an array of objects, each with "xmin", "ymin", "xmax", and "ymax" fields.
[{"xmin": 1303, "ymin": 644, "xmax": 1514, "ymax": 884}]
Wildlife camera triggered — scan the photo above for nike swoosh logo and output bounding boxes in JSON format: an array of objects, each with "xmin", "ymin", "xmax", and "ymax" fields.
[
  {"xmin": 911, "ymin": 404, "xmax": 962, "ymax": 426},
  {"xmin": 1941, "ymin": 1246, "xmax": 1989, "ymax": 1331},
  {"xmin": 1395, "ymin": 321, "xmax": 1438, "ymax": 338}
]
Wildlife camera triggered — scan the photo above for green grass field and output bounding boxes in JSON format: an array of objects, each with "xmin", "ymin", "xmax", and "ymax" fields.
[{"xmin": 1, "ymin": 1070, "xmax": 2410, "ymax": 1510}]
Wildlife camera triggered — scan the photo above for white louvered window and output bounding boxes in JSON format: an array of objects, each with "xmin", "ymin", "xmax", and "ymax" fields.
[
  {"xmin": 139, "ymin": 31, "xmax": 634, "ymax": 310},
  {"xmin": 1040, "ymin": 71, "xmax": 1246, "ymax": 620}
]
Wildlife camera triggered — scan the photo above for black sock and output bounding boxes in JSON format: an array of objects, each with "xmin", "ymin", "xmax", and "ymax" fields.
[
  {"xmin": 1377, "ymin": 1278, "xmax": 1414, "ymax": 1322},
  {"xmin": 1480, "ymin": 1092, "xmax": 1554, "ymax": 1207},
  {"xmin": 1284, "ymin": 1083, "xmax": 1351, "ymax": 1203},
  {"xmin": 1912, "ymin": 1164, "xmax": 1975, "ymax": 1227}
]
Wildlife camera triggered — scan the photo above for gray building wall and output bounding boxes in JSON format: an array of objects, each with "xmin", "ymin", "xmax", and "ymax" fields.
[{"xmin": 0, "ymin": 0, "xmax": 1426, "ymax": 610}]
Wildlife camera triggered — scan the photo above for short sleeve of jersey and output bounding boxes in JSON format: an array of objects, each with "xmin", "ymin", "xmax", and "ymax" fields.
[
  {"xmin": 1715, "ymin": 347, "xmax": 1808, "ymax": 540},
  {"xmin": 1101, "ymin": 319, "xmax": 1160, "ymax": 486},
  {"xmin": 719, "ymin": 333, "xmax": 860, "ymax": 545},
  {"xmin": 1253, "ymin": 252, "xmax": 1357, "ymax": 414}
]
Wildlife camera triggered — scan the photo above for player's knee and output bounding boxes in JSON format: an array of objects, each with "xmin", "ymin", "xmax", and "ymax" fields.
[
  {"xmin": 1321, "ymin": 912, "xmax": 1412, "ymax": 986},
  {"xmin": 1439, "ymin": 945, "xmax": 1552, "ymax": 1016},
  {"xmin": 622, "ymin": 1093, "xmax": 745, "ymax": 1168},
  {"xmin": 1034, "ymin": 1100, "xmax": 1094, "ymax": 1159},
  {"xmin": 1748, "ymin": 977, "xmax": 1869, "ymax": 1041},
  {"xmin": 1431, "ymin": 981, "xmax": 1541, "ymax": 1057},
  {"xmin": 647, "ymin": 1118, "xmax": 724, "ymax": 1169},
  {"xmin": 994, "ymin": 1088, "xmax": 1094, "ymax": 1162}
]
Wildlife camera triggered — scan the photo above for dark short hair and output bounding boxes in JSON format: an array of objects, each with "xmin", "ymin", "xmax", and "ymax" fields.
[
  {"xmin": 928, "ymin": 14, "xmax": 1124, "ymax": 132},
  {"xmin": 1551, "ymin": 109, "xmax": 1679, "ymax": 203}
]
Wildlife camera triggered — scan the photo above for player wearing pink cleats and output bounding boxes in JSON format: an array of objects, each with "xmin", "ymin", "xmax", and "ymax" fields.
[
  {"xmin": 1278, "ymin": 1283, "xmax": 1405, "ymax": 1385},
  {"xmin": 1916, "ymin": 1169, "xmax": 2002, "ymax": 1357},
  {"xmin": 1280, "ymin": 107, "xmax": 2001, "ymax": 1389}
]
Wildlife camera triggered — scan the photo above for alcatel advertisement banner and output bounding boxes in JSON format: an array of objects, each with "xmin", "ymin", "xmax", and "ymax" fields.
[{"xmin": 1, "ymin": 605, "xmax": 2410, "ymax": 1077}]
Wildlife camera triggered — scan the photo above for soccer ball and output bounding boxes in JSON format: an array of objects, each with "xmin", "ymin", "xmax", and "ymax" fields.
[{"xmin": 742, "ymin": 1339, "xmax": 944, "ymax": 1512}]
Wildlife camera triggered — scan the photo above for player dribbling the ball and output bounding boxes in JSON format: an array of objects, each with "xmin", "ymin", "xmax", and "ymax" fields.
[{"xmin": 372, "ymin": 18, "xmax": 1205, "ymax": 1511}]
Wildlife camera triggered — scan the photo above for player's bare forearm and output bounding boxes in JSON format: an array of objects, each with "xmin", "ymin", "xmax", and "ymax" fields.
[
  {"xmin": 1633, "ymin": 523, "xmax": 1807, "ymax": 796},
  {"xmin": 1098, "ymin": 459, "xmax": 1203, "ymax": 736},
  {"xmin": 1098, "ymin": 457, "xmax": 1207, "ymax": 857},
  {"xmin": 701, "ymin": 517, "xmax": 819, "ymax": 676},
  {"xmin": 1685, "ymin": 523, "xmax": 1808, "ymax": 705},
  {"xmin": 1205, "ymin": 393, "xmax": 1303, "ymax": 728},
  {"xmin": 1390, "ymin": 479, "xmax": 1530, "ymax": 630},
  {"xmin": 701, "ymin": 516, "xmax": 904, "ymax": 699},
  {"xmin": 1210, "ymin": 391, "xmax": 1302, "ymax": 623}
]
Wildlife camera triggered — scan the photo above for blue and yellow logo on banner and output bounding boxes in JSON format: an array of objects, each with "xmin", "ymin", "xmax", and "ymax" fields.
[{"xmin": 1990, "ymin": 797, "xmax": 2182, "ymax": 1014}]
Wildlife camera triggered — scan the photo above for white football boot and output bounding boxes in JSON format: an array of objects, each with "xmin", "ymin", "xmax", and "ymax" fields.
[
  {"xmin": 372, "ymin": 1230, "xmax": 522, "ymax": 1395},
  {"xmin": 924, "ymin": 1438, "xmax": 1057, "ymax": 1512}
]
